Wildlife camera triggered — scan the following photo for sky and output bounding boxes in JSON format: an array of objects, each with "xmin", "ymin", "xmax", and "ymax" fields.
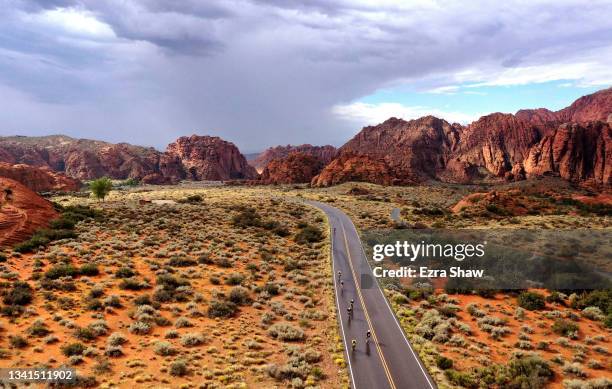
[{"xmin": 0, "ymin": 1, "xmax": 611, "ymax": 153}]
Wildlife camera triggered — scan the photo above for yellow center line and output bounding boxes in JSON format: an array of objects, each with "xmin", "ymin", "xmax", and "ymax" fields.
[{"xmin": 342, "ymin": 224, "xmax": 397, "ymax": 389}]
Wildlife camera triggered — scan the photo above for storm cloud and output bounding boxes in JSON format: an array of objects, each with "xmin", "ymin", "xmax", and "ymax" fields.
[{"xmin": 1, "ymin": 0, "xmax": 611, "ymax": 152}]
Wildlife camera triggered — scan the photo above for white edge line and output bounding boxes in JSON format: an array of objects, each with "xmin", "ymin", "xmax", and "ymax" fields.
[
  {"xmin": 345, "ymin": 215, "xmax": 437, "ymax": 389},
  {"xmin": 328, "ymin": 212, "xmax": 357, "ymax": 389}
]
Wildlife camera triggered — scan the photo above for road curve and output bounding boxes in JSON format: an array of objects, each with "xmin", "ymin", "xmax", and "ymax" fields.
[{"xmin": 306, "ymin": 200, "xmax": 436, "ymax": 389}]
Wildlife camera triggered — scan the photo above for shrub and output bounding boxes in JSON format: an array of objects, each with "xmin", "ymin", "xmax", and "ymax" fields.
[
  {"xmin": 115, "ymin": 267, "xmax": 135, "ymax": 278},
  {"xmin": 45, "ymin": 264, "xmax": 79, "ymax": 280},
  {"xmin": 28, "ymin": 320, "xmax": 50, "ymax": 337},
  {"xmin": 436, "ymin": 355, "xmax": 454, "ymax": 370},
  {"xmin": 268, "ymin": 323, "xmax": 305, "ymax": 341},
  {"xmin": 225, "ymin": 273, "xmax": 245, "ymax": 286},
  {"xmin": 264, "ymin": 282, "xmax": 280, "ymax": 296},
  {"xmin": 107, "ymin": 332, "xmax": 127, "ymax": 346},
  {"xmin": 552, "ymin": 319, "xmax": 579, "ymax": 337},
  {"xmin": 582, "ymin": 307, "xmax": 605, "ymax": 321},
  {"xmin": 207, "ymin": 300, "xmax": 237, "ymax": 318},
  {"xmin": 61, "ymin": 342, "xmax": 86, "ymax": 356},
  {"xmin": 119, "ymin": 278, "xmax": 148, "ymax": 291},
  {"xmin": 128, "ymin": 321, "xmax": 152, "ymax": 335},
  {"xmin": 180, "ymin": 333, "xmax": 205, "ymax": 347},
  {"xmin": 518, "ymin": 291, "xmax": 546, "ymax": 311},
  {"xmin": 90, "ymin": 177, "xmax": 112, "ymax": 201},
  {"xmin": 508, "ymin": 355, "xmax": 554, "ymax": 387},
  {"xmin": 153, "ymin": 341, "xmax": 176, "ymax": 356},
  {"xmin": 563, "ymin": 378, "xmax": 612, "ymax": 389},
  {"xmin": 563, "ymin": 362, "xmax": 587, "ymax": 378},
  {"xmin": 105, "ymin": 345, "xmax": 123, "ymax": 357},
  {"xmin": 3, "ymin": 281, "xmax": 33, "ymax": 306},
  {"xmin": 170, "ymin": 317, "xmax": 190, "ymax": 330},
  {"xmin": 232, "ymin": 207, "xmax": 262, "ymax": 228},
  {"xmin": 445, "ymin": 369, "xmax": 476, "ymax": 388},
  {"xmin": 166, "ymin": 256, "xmax": 197, "ymax": 267},
  {"xmin": 295, "ymin": 225, "xmax": 323, "ymax": 244},
  {"xmin": 9, "ymin": 335, "xmax": 28, "ymax": 348},
  {"xmin": 169, "ymin": 359, "xmax": 188, "ymax": 376},
  {"xmin": 228, "ymin": 286, "xmax": 251, "ymax": 305}
]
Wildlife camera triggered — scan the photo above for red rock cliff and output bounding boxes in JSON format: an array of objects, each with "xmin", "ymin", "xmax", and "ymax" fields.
[
  {"xmin": 0, "ymin": 163, "xmax": 81, "ymax": 192},
  {"xmin": 165, "ymin": 135, "xmax": 257, "ymax": 180}
]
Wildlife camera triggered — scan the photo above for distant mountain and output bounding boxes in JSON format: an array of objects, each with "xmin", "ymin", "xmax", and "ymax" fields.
[
  {"xmin": 1, "ymin": 87, "xmax": 610, "ymax": 189},
  {"xmin": 0, "ymin": 134, "xmax": 256, "ymax": 184},
  {"xmin": 249, "ymin": 144, "xmax": 337, "ymax": 173},
  {"xmin": 313, "ymin": 87, "xmax": 612, "ymax": 188}
]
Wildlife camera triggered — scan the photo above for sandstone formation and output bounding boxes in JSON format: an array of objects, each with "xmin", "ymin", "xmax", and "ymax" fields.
[
  {"xmin": 0, "ymin": 134, "xmax": 256, "ymax": 184},
  {"xmin": 0, "ymin": 178, "xmax": 58, "ymax": 247},
  {"xmin": 0, "ymin": 162, "xmax": 81, "ymax": 192},
  {"xmin": 260, "ymin": 152, "xmax": 324, "ymax": 184},
  {"xmin": 338, "ymin": 116, "xmax": 461, "ymax": 183},
  {"xmin": 524, "ymin": 121, "xmax": 611, "ymax": 186},
  {"xmin": 315, "ymin": 88, "xmax": 611, "ymax": 188},
  {"xmin": 0, "ymin": 135, "xmax": 179, "ymax": 181},
  {"xmin": 250, "ymin": 144, "xmax": 337, "ymax": 173},
  {"xmin": 517, "ymin": 87, "xmax": 612, "ymax": 124},
  {"xmin": 311, "ymin": 154, "xmax": 394, "ymax": 187},
  {"xmin": 165, "ymin": 135, "xmax": 257, "ymax": 181}
]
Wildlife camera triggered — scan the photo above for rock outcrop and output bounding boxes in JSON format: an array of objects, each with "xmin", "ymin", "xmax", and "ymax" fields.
[
  {"xmin": 338, "ymin": 116, "xmax": 461, "ymax": 183},
  {"xmin": 165, "ymin": 135, "xmax": 257, "ymax": 180},
  {"xmin": 0, "ymin": 134, "xmax": 256, "ymax": 183},
  {"xmin": 311, "ymin": 153, "xmax": 395, "ymax": 187},
  {"xmin": 524, "ymin": 121, "xmax": 611, "ymax": 186},
  {"xmin": 454, "ymin": 113, "xmax": 552, "ymax": 177},
  {"xmin": 0, "ymin": 178, "xmax": 58, "ymax": 247},
  {"xmin": 517, "ymin": 87, "xmax": 612, "ymax": 124},
  {"xmin": 0, "ymin": 135, "xmax": 179, "ymax": 181},
  {"xmin": 260, "ymin": 152, "xmax": 324, "ymax": 184},
  {"xmin": 317, "ymin": 88, "xmax": 611, "ymax": 188},
  {"xmin": 250, "ymin": 144, "xmax": 337, "ymax": 173},
  {"xmin": 0, "ymin": 162, "xmax": 81, "ymax": 192}
]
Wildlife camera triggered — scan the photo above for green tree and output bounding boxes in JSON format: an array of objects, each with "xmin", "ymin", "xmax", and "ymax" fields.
[{"xmin": 89, "ymin": 177, "xmax": 112, "ymax": 201}]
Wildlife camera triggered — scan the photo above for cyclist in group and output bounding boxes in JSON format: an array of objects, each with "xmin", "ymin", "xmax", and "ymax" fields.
[
  {"xmin": 351, "ymin": 339, "xmax": 357, "ymax": 351},
  {"xmin": 350, "ymin": 299, "xmax": 354, "ymax": 309},
  {"xmin": 337, "ymin": 271, "xmax": 341, "ymax": 281},
  {"xmin": 347, "ymin": 306, "xmax": 352, "ymax": 317}
]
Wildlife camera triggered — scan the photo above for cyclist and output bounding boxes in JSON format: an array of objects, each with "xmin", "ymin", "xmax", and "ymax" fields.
[
  {"xmin": 351, "ymin": 339, "xmax": 357, "ymax": 351},
  {"xmin": 366, "ymin": 330, "xmax": 371, "ymax": 344}
]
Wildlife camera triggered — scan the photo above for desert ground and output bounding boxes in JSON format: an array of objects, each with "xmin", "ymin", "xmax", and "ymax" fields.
[
  {"xmin": 0, "ymin": 185, "xmax": 349, "ymax": 388},
  {"xmin": 0, "ymin": 179, "xmax": 610, "ymax": 388}
]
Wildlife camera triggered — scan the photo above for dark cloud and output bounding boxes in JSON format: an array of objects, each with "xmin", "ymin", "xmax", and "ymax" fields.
[{"xmin": 0, "ymin": 0, "xmax": 611, "ymax": 153}]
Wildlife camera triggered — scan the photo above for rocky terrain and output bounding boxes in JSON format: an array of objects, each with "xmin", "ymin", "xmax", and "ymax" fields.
[
  {"xmin": 165, "ymin": 135, "xmax": 257, "ymax": 180},
  {"xmin": 0, "ymin": 134, "xmax": 256, "ymax": 183},
  {"xmin": 249, "ymin": 144, "xmax": 337, "ymax": 173},
  {"xmin": 0, "ymin": 88, "xmax": 610, "ymax": 189},
  {"xmin": 312, "ymin": 153, "xmax": 394, "ymax": 186},
  {"xmin": 0, "ymin": 177, "xmax": 57, "ymax": 247},
  {"xmin": 314, "ymin": 88, "xmax": 612, "ymax": 188},
  {"xmin": 260, "ymin": 152, "xmax": 325, "ymax": 184},
  {"xmin": 0, "ymin": 162, "xmax": 80, "ymax": 192}
]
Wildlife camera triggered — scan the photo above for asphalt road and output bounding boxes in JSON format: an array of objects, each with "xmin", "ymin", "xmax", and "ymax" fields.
[{"xmin": 306, "ymin": 200, "xmax": 436, "ymax": 389}]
